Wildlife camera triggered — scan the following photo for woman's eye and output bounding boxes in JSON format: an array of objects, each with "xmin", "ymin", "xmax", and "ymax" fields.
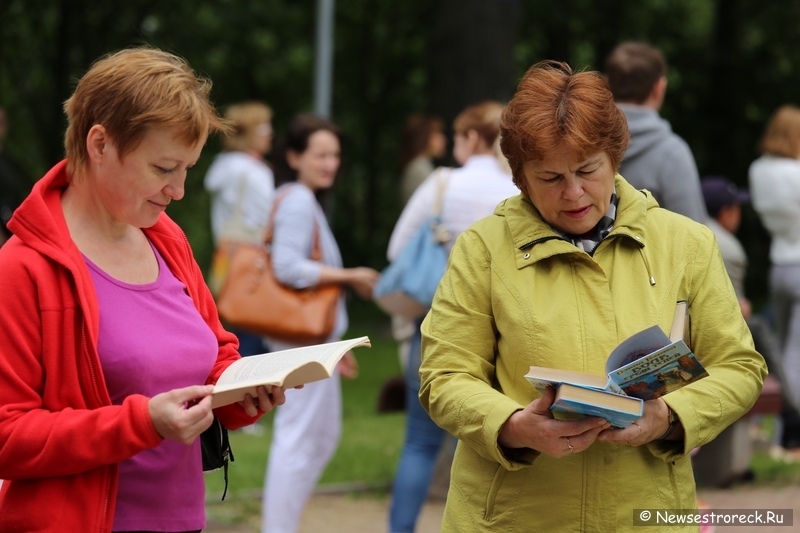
[
  {"xmin": 542, "ymin": 175, "xmax": 561, "ymax": 183},
  {"xmin": 579, "ymin": 166, "xmax": 599, "ymax": 175}
]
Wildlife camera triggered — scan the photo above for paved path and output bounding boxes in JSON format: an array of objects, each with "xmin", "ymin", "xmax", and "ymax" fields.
[{"xmin": 206, "ymin": 484, "xmax": 800, "ymax": 532}]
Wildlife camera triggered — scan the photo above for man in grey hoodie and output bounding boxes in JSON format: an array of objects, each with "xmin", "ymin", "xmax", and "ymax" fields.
[{"xmin": 605, "ymin": 42, "xmax": 707, "ymax": 222}]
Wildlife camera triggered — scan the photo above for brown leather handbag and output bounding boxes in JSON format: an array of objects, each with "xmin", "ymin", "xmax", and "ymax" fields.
[{"xmin": 215, "ymin": 188, "xmax": 340, "ymax": 344}]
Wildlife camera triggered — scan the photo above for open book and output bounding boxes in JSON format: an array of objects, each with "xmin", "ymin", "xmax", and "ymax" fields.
[
  {"xmin": 525, "ymin": 301, "xmax": 708, "ymax": 427},
  {"xmin": 211, "ymin": 336, "xmax": 371, "ymax": 408}
]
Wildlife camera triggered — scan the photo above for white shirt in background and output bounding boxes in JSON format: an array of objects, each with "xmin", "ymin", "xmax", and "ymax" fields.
[
  {"xmin": 749, "ymin": 155, "xmax": 800, "ymax": 265},
  {"xmin": 387, "ymin": 155, "xmax": 519, "ymax": 260},
  {"xmin": 204, "ymin": 151, "xmax": 275, "ymax": 245}
]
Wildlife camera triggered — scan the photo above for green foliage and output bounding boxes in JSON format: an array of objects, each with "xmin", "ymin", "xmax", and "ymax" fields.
[
  {"xmin": 3, "ymin": 0, "xmax": 799, "ymax": 300},
  {"xmin": 749, "ymin": 450, "xmax": 800, "ymax": 486}
]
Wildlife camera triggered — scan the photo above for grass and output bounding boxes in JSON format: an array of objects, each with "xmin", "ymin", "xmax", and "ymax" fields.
[
  {"xmin": 749, "ymin": 449, "xmax": 800, "ymax": 486},
  {"xmin": 744, "ymin": 414, "xmax": 800, "ymax": 486},
  {"xmin": 205, "ymin": 312, "xmax": 406, "ymax": 504}
]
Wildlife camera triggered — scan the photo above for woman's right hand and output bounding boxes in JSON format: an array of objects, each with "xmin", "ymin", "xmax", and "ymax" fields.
[
  {"xmin": 498, "ymin": 386, "xmax": 610, "ymax": 458},
  {"xmin": 238, "ymin": 385, "xmax": 287, "ymax": 416},
  {"xmin": 346, "ymin": 267, "xmax": 379, "ymax": 299},
  {"xmin": 148, "ymin": 385, "xmax": 215, "ymax": 445}
]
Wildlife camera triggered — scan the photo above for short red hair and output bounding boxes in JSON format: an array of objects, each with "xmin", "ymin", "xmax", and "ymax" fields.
[
  {"xmin": 64, "ymin": 47, "xmax": 230, "ymax": 179},
  {"xmin": 500, "ymin": 61, "xmax": 629, "ymax": 189}
]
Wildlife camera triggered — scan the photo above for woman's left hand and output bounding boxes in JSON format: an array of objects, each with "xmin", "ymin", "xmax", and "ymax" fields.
[
  {"xmin": 337, "ymin": 351, "xmax": 359, "ymax": 379},
  {"xmin": 238, "ymin": 385, "xmax": 287, "ymax": 417},
  {"xmin": 597, "ymin": 397, "xmax": 672, "ymax": 446}
]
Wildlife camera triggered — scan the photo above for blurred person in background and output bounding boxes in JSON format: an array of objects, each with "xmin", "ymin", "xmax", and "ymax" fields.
[
  {"xmin": 261, "ymin": 113, "xmax": 379, "ymax": 533},
  {"xmin": 204, "ymin": 100, "xmax": 275, "ymax": 357},
  {"xmin": 605, "ymin": 41, "xmax": 707, "ymax": 222},
  {"xmin": 701, "ymin": 176, "xmax": 752, "ymax": 312},
  {"xmin": 0, "ymin": 47, "xmax": 284, "ymax": 533},
  {"xmin": 388, "ymin": 113, "xmax": 448, "ymax": 389},
  {"xmin": 699, "ymin": 175, "xmax": 793, "ymax": 475},
  {"xmin": 749, "ymin": 105, "xmax": 800, "ymax": 455},
  {"xmin": 386, "ymin": 101, "xmax": 518, "ymax": 533},
  {"xmin": 399, "ymin": 113, "xmax": 447, "ymax": 205},
  {"xmin": 0, "ymin": 106, "xmax": 29, "ymax": 245}
]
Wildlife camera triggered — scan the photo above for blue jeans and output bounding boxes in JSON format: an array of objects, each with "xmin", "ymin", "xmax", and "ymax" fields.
[{"xmin": 388, "ymin": 327, "xmax": 448, "ymax": 533}]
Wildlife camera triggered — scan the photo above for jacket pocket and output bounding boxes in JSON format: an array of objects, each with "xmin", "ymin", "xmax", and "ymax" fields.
[{"xmin": 483, "ymin": 464, "xmax": 507, "ymax": 521}]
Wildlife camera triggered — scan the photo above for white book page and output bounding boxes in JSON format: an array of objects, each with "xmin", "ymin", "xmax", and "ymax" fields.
[
  {"xmin": 214, "ymin": 336, "xmax": 371, "ymax": 390},
  {"xmin": 669, "ymin": 301, "xmax": 688, "ymax": 343}
]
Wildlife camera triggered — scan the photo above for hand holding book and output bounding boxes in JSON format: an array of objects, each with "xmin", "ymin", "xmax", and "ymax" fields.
[
  {"xmin": 211, "ymin": 337, "xmax": 371, "ymax": 408},
  {"xmin": 597, "ymin": 394, "xmax": 682, "ymax": 446},
  {"xmin": 237, "ymin": 384, "xmax": 288, "ymax": 417},
  {"xmin": 524, "ymin": 301, "xmax": 705, "ymax": 429},
  {"xmin": 498, "ymin": 385, "xmax": 611, "ymax": 459}
]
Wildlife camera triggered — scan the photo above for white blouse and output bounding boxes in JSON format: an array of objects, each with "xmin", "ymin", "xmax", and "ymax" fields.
[{"xmin": 204, "ymin": 151, "xmax": 275, "ymax": 245}]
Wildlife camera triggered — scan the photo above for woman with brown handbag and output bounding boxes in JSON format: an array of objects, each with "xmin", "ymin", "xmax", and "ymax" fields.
[
  {"xmin": 204, "ymin": 101, "xmax": 276, "ymax": 357},
  {"xmin": 260, "ymin": 113, "xmax": 379, "ymax": 533}
]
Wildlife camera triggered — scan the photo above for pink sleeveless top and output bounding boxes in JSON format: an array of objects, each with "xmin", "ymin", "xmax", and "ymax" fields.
[{"xmin": 84, "ymin": 241, "xmax": 217, "ymax": 531}]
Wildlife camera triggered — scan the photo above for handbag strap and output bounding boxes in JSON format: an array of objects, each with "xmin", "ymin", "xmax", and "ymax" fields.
[
  {"xmin": 263, "ymin": 185, "xmax": 324, "ymax": 261},
  {"xmin": 431, "ymin": 167, "xmax": 451, "ymax": 218},
  {"xmin": 429, "ymin": 168, "xmax": 452, "ymax": 244}
]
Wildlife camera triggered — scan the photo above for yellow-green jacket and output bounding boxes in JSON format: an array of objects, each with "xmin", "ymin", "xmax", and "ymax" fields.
[{"xmin": 419, "ymin": 176, "xmax": 767, "ymax": 532}]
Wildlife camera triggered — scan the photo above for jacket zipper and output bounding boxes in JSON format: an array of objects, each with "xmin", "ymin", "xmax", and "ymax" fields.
[
  {"xmin": 518, "ymin": 235, "xmax": 565, "ymax": 250},
  {"xmin": 180, "ymin": 232, "xmax": 196, "ymax": 300},
  {"xmin": 100, "ymin": 486, "xmax": 110, "ymax": 533},
  {"xmin": 82, "ymin": 328, "xmax": 112, "ymax": 532}
]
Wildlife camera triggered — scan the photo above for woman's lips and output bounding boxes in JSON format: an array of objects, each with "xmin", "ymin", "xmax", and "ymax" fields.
[{"xmin": 564, "ymin": 206, "xmax": 591, "ymax": 218}]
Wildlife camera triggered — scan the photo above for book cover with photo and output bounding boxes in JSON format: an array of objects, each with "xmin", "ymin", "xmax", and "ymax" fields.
[{"xmin": 524, "ymin": 301, "xmax": 708, "ymax": 425}]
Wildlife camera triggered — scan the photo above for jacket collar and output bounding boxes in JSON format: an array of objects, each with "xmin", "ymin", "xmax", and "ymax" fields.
[
  {"xmin": 496, "ymin": 175, "xmax": 655, "ymax": 269},
  {"xmin": 8, "ymin": 160, "xmax": 187, "ymax": 338},
  {"xmin": 9, "ymin": 160, "xmax": 183, "ymax": 267}
]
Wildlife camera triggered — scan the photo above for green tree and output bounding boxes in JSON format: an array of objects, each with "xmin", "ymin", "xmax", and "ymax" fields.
[{"xmin": 4, "ymin": 0, "xmax": 800, "ymax": 304}]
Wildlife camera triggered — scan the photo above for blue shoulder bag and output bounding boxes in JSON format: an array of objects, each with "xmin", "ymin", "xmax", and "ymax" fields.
[{"xmin": 373, "ymin": 169, "xmax": 452, "ymax": 318}]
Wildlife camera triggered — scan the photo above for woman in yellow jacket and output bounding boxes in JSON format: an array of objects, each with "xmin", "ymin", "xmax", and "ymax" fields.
[{"xmin": 418, "ymin": 61, "xmax": 767, "ymax": 532}]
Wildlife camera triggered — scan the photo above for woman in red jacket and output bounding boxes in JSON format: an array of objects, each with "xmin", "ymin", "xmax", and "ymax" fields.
[{"xmin": 0, "ymin": 47, "xmax": 286, "ymax": 533}]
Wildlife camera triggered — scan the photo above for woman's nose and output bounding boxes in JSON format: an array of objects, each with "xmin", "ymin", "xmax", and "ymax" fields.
[
  {"xmin": 562, "ymin": 175, "xmax": 583, "ymax": 200},
  {"xmin": 164, "ymin": 175, "xmax": 186, "ymax": 201}
]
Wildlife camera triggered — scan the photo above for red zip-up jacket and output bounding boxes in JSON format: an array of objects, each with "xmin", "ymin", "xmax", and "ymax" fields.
[{"xmin": 0, "ymin": 161, "xmax": 259, "ymax": 532}]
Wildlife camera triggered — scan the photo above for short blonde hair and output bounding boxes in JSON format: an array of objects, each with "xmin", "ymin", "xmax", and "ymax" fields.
[
  {"xmin": 453, "ymin": 101, "xmax": 505, "ymax": 148},
  {"xmin": 759, "ymin": 105, "xmax": 800, "ymax": 158},
  {"xmin": 64, "ymin": 47, "xmax": 230, "ymax": 178},
  {"xmin": 221, "ymin": 101, "xmax": 273, "ymax": 152}
]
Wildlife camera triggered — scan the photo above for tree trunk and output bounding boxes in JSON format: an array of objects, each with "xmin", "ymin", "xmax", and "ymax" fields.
[
  {"xmin": 425, "ymin": 0, "xmax": 521, "ymax": 498},
  {"xmin": 429, "ymin": 0, "xmax": 522, "ymax": 131}
]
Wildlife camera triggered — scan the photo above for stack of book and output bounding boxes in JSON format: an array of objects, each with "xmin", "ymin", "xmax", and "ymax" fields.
[{"xmin": 524, "ymin": 301, "xmax": 708, "ymax": 427}]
